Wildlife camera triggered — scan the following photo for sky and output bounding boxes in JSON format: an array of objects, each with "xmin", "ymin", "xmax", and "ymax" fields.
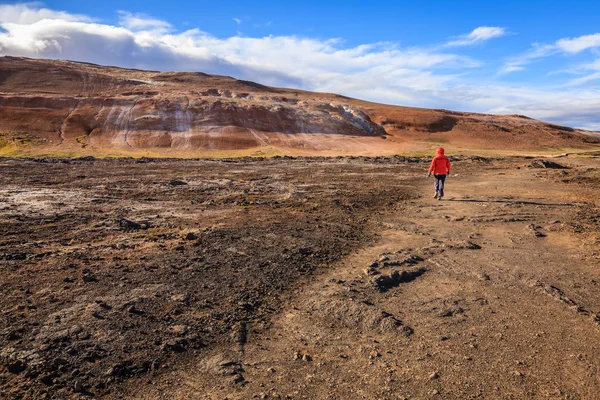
[{"xmin": 1, "ymin": 1, "xmax": 600, "ymax": 130}]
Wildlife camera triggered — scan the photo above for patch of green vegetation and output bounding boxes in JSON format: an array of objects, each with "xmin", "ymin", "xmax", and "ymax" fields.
[{"xmin": 421, "ymin": 136, "xmax": 450, "ymax": 144}]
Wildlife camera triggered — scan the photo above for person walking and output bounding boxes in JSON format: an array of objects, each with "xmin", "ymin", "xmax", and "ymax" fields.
[{"xmin": 428, "ymin": 147, "xmax": 451, "ymax": 200}]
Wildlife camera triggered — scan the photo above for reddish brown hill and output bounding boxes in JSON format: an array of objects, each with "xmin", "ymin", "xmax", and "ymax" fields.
[{"xmin": 0, "ymin": 56, "xmax": 598, "ymax": 157}]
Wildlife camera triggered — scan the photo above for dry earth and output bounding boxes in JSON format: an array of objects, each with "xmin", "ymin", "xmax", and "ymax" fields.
[{"xmin": 1, "ymin": 155, "xmax": 600, "ymax": 399}]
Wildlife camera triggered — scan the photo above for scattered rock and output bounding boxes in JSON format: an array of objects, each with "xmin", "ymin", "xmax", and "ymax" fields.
[
  {"xmin": 478, "ymin": 273, "xmax": 491, "ymax": 281},
  {"xmin": 169, "ymin": 180, "xmax": 188, "ymax": 186},
  {"xmin": 162, "ymin": 339, "xmax": 189, "ymax": 353},
  {"xmin": 7, "ymin": 360, "xmax": 27, "ymax": 374},
  {"xmin": 429, "ymin": 372, "xmax": 440, "ymax": 380},
  {"xmin": 530, "ymin": 160, "xmax": 568, "ymax": 169},
  {"xmin": 298, "ymin": 247, "xmax": 312, "ymax": 256},
  {"xmin": 73, "ymin": 380, "xmax": 83, "ymax": 393},
  {"xmin": 5, "ymin": 329, "xmax": 23, "ymax": 341},
  {"xmin": 371, "ymin": 268, "xmax": 427, "ymax": 292},
  {"xmin": 184, "ymin": 232, "xmax": 197, "ymax": 240},
  {"xmin": 91, "ymin": 311, "xmax": 105, "ymax": 320},
  {"xmin": 171, "ymin": 294, "xmax": 190, "ymax": 303},
  {"xmin": 231, "ymin": 373, "xmax": 246, "ymax": 385},
  {"xmin": 115, "ymin": 217, "xmax": 144, "ymax": 231},
  {"xmin": 127, "ymin": 305, "xmax": 139, "ymax": 314},
  {"xmin": 81, "ymin": 271, "xmax": 97, "ymax": 283},
  {"xmin": 464, "ymin": 241, "xmax": 482, "ymax": 250},
  {"xmin": 52, "ymin": 358, "xmax": 68, "ymax": 367},
  {"xmin": 302, "ymin": 354, "xmax": 313, "ymax": 362},
  {"xmin": 438, "ymin": 308, "xmax": 463, "ymax": 318},
  {"xmin": 168, "ymin": 325, "xmax": 188, "ymax": 336}
]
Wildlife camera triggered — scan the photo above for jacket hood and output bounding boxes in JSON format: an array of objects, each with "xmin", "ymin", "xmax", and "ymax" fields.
[{"xmin": 436, "ymin": 147, "xmax": 445, "ymax": 156}]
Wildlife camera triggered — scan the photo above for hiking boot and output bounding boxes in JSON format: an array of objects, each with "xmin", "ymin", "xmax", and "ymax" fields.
[
  {"xmin": 434, "ymin": 192, "xmax": 439, "ymax": 199},
  {"xmin": 437, "ymin": 196, "xmax": 443, "ymax": 201}
]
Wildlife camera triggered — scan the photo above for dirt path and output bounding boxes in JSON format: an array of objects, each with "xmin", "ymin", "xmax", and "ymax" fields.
[{"xmin": 130, "ymin": 159, "xmax": 600, "ymax": 399}]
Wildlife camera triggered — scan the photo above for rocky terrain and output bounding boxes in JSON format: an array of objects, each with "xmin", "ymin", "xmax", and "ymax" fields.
[
  {"xmin": 1, "ymin": 154, "xmax": 600, "ymax": 399},
  {"xmin": 1, "ymin": 56, "xmax": 599, "ymax": 158}
]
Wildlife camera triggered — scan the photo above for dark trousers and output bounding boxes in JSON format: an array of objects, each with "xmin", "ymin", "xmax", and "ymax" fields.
[{"xmin": 434, "ymin": 174, "xmax": 446, "ymax": 197}]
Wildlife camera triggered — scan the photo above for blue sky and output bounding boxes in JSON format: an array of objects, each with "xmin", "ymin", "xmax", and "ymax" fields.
[{"xmin": 1, "ymin": 1, "xmax": 600, "ymax": 130}]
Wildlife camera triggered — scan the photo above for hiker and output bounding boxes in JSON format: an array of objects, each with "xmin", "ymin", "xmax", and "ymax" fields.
[{"xmin": 428, "ymin": 147, "xmax": 451, "ymax": 200}]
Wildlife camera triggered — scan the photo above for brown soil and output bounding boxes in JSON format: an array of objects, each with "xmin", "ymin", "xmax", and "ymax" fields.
[{"xmin": 1, "ymin": 155, "xmax": 600, "ymax": 399}]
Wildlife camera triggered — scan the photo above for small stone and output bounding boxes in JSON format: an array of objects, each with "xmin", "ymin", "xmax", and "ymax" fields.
[
  {"xmin": 91, "ymin": 311, "xmax": 105, "ymax": 320},
  {"xmin": 169, "ymin": 325, "xmax": 188, "ymax": 336},
  {"xmin": 73, "ymin": 380, "xmax": 83, "ymax": 393},
  {"xmin": 429, "ymin": 372, "xmax": 439, "ymax": 380},
  {"xmin": 369, "ymin": 351, "xmax": 381, "ymax": 359},
  {"xmin": 298, "ymin": 247, "xmax": 312, "ymax": 256},
  {"xmin": 162, "ymin": 339, "xmax": 188, "ymax": 353},
  {"xmin": 184, "ymin": 232, "xmax": 197, "ymax": 240},
  {"xmin": 232, "ymin": 373, "xmax": 246, "ymax": 385},
  {"xmin": 169, "ymin": 180, "xmax": 188, "ymax": 187},
  {"xmin": 432, "ymin": 389, "xmax": 440, "ymax": 395},
  {"xmin": 82, "ymin": 272, "xmax": 97, "ymax": 283},
  {"xmin": 293, "ymin": 352, "xmax": 301, "ymax": 360},
  {"xmin": 171, "ymin": 294, "xmax": 189, "ymax": 303},
  {"xmin": 53, "ymin": 358, "xmax": 68, "ymax": 367},
  {"xmin": 7, "ymin": 360, "xmax": 26, "ymax": 374},
  {"xmin": 302, "ymin": 354, "xmax": 312, "ymax": 362},
  {"xmin": 6, "ymin": 330, "xmax": 22, "ymax": 340},
  {"xmin": 127, "ymin": 305, "xmax": 137, "ymax": 314},
  {"xmin": 267, "ymin": 367, "xmax": 276, "ymax": 373}
]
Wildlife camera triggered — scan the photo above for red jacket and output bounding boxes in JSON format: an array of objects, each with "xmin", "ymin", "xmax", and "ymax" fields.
[{"xmin": 429, "ymin": 148, "xmax": 451, "ymax": 175}]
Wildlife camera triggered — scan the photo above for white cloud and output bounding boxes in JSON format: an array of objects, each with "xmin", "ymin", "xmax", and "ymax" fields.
[
  {"xmin": 498, "ymin": 64, "xmax": 525, "ymax": 75},
  {"xmin": 445, "ymin": 26, "xmax": 507, "ymax": 47},
  {"xmin": 500, "ymin": 33, "xmax": 600, "ymax": 75},
  {"xmin": 556, "ymin": 33, "xmax": 600, "ymax": 53},
  {"xmin": 0, "ymin": 2, "xmax": 91, "ymax": 24},
  {"xmin": 117, "ymin": 11, "xmax": 172, "ymax": 33},
  {"xmin": 234, "ymin": 18, "xmax": 242, "ymax": 25}
]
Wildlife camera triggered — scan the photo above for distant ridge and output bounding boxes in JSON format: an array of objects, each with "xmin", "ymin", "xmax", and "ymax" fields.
[{"xmin": 0, "ymin": 56, "xmax": 599, "ymax": 157}]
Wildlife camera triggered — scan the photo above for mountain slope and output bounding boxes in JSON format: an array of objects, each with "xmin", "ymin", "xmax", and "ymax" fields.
[{"xmin": 0, "ymin": 56, "xmax": 598, "ymax": 157}]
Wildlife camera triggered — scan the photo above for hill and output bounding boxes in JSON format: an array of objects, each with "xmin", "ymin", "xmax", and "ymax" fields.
[{"xmin": 1, "ymin": 56, "xmax": 599, "ymax": 157}]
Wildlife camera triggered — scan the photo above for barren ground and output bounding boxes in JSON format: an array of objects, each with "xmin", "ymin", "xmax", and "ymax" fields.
[{"xmin": 1, "ymin": 155, "xmax": 600, "ymax": 399}]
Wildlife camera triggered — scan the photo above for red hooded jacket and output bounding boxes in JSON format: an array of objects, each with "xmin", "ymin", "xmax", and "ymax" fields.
[{"xmin": 429, "ymin": 148, "xmax": 451, "ymax": 175}]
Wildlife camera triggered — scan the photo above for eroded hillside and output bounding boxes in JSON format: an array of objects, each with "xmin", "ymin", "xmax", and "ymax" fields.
[{"xmin": 1, "ymin": 57, "xmax": 599, "ymax": 157}]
